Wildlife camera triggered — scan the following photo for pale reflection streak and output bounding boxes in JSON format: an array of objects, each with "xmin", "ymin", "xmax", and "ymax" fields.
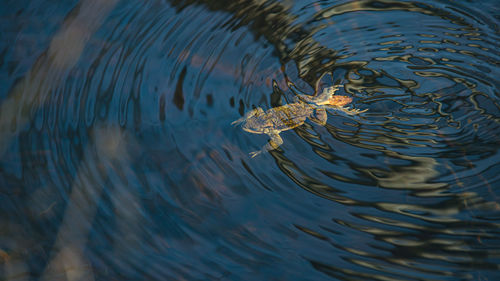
[
  {"xmin": 0, "ymin": 0, "xmax": 118, "ymax": 156},
  {"xmin": 39, "ymin": 126, "xmax": 138, "ymax": 281},
  {"xmin": 1, "ymin": 1, "xmax": 118, "ymax": 280}
]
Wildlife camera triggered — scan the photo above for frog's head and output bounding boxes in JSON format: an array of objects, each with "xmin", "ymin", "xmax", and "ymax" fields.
[
  {"xmin": 312, "ymin": 85, "xmax": 351, "ymax": 107},
  {"xmin": 318, "ymin": 95, "xmax": 353, "ymax": 107},
  {"xmin": 313, "ymin": 86, "xmax": 351, "ymax": 108}
]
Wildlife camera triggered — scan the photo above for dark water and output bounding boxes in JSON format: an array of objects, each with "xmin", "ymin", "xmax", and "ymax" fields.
[{"xmin": 1, "ymin": 0, "xmax": 499, "ymax": 280}]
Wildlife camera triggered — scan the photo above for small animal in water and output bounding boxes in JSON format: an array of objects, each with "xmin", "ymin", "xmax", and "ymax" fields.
[{"xmin": 232, "ymin": 85, "xmax": 367, "ymax": 157}]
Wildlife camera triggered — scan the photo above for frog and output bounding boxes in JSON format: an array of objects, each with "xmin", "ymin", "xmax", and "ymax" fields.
[{"xmin": 232, "ymin": 85, "xmax": 367, "ymax": 157}]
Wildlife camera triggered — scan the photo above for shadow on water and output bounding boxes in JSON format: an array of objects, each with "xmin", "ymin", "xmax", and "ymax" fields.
[{"xmin": 0, "ymin": 0, "xmax": 499, "ymax": 280}]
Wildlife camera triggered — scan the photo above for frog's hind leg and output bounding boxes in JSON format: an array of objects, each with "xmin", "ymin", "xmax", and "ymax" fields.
[
  {"xmin": 249, "ymin": 131, "xmax": 283, "ymax": 158},
  {"xmin": 231, "ymin": 107, "xmax": 264, "ymax": 125}
]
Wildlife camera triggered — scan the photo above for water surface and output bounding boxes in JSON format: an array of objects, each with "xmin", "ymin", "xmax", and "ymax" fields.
[{"xmin": 1, "ymin": 0, "xmax": 499, "ymax": 280}]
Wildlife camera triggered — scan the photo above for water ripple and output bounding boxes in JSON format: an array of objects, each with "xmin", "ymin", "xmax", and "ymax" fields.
[{"xmin": 0, "ymin": 0, "xmax": 499, "ymax": 280}]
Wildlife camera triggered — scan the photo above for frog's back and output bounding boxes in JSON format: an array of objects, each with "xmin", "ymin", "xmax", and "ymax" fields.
[{"xmin": 265, "ymin": 103, "xmax": 313, "ymax": 131}]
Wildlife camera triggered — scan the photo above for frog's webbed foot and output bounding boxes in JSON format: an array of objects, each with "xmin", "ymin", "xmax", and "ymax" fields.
[
  {"xmin": 323, "ymin": 85, "xmax": 343, "ymax": 96},
  {"xmin": 249, "ymin": 150, "xmax": 262, "ymax": 158},
  {"xmin": 249, "ymin": 132, "xmax": 283, "ymax": 158},
  {"xmin": 231, "ymin": 107, "xmax": 265, "ymax": 125},
  {"xmin": 337, "ymin": 106, "xmax": 368, "ymax": 115},
  {"xmin": 316, "ymin": 85, "xmax": 344, "ymax": 101}
]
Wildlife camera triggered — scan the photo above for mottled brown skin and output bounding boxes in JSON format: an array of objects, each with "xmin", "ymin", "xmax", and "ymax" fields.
[{"xmin": 232, "ymin": 85, "xmax": 366, "ymax": 157}]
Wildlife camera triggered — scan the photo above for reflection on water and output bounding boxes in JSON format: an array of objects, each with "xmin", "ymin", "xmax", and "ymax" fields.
[{"xmin": 1, "ymin": 0, "xmax": 499, "ymax": 280}]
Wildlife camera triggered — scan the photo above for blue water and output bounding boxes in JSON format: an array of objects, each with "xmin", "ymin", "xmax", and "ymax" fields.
[{"xmin": 1, "ymin": 0, "xmax": 499, "ymax": 280}]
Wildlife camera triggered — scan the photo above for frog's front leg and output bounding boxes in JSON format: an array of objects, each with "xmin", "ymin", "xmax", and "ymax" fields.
[
  {"xmin": 337, "ymin": 106, "xmax": 368, "ymax": 115},
  {"xmin": 231, "ymin": 107, "xmax": 265, "ymax": 125},
  {"xmin": 321, "ymin": 85, "xmax": 343, "ymax": 97},
  {"xmin": 310, "ymin": 108, "xmax": 327, "ymax": 126},
  {"xmin": 249, "ymin": 131, "xmax": 284, "ymax": 158}
]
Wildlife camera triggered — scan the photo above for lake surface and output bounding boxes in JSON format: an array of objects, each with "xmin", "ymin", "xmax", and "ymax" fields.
[{"xmin": 1, "ymin": 0, "xmax": 499, "ymax": 280}]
